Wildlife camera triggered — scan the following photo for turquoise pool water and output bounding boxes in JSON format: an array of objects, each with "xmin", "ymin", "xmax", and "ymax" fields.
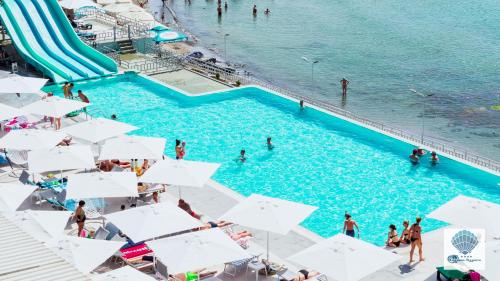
[{"xmin": 45, "ymin": 74, "xmax": 499, "ymax": 245}]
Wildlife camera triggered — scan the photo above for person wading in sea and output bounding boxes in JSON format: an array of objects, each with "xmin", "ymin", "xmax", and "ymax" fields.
[{"xmin": 340, "ymin": 78, "xmax": 349, "ymax": 97}]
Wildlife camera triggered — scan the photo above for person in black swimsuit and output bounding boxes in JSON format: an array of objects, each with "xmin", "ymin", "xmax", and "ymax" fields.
[
  {"xmin": 74, "ymin": 200, "xmax": 86, "ymax": 236},
  {"xmin": 409, "ymin": 217, "xmax": 424, "ymax": 263},
  {"xmin": 293, "ymin": 269, "xmax": 320, "ymax": 281},
  {"xmin": 400, "ymin": 220, "xmax": 411, "ymax": 244}
]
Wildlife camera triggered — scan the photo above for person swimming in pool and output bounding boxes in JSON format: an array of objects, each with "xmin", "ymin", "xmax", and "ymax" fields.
[
  {"xmin": 239, "ymin": 149, "xmax": 246, "ymax": 163},
  {"xmin": 416, "ymin": 147, "xmax": 426, "ymax": 156},
  {"xmin": 343, "ymin": 213, "xmax": 359, "ymax": 238},
  {"xmin": 409, "ymin": 149, "xmax": 419, "ymax": 164},
  {"xmin": 267, "ymin": 137, "xmax": 274, "ymax": 150},
  {"xmin": 430, "ymin": 151, "xmax": 439, "ymax": 165}
]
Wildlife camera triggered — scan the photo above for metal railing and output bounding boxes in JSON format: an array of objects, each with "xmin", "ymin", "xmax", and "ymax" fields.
[{"xmin": 184, "ymin": 59, "xmax": 500, "ymax": 174}]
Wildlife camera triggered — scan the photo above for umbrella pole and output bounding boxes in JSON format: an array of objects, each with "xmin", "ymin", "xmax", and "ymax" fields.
[
  {"xmin": 266, "ymin": 231, "xmax": 270, "ymax": 262},
  {"xmin": 178, "ymin": 186, "xmax": 182, "ymax": 198}
]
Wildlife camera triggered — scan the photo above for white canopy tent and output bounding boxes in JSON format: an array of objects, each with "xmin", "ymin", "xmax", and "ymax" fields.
[
  {"xmin": 0, "ymin": 129, "xmax": 66, "ymax": 150},
  {"xmin": 98, "ymin": 135, "xmax": 166, "ymax": 160},
  {"xmin": 92, "ymin": 266, "xmax": 156, "ymax": 281},
  {"xmin": 288, "ymin": 234, "xmax": 401, "ymax": 281},
  {"xmin": 66, "ymin": 172, "xmax": 138, "ymax": 200},
  {"xmin": 7, "ymin": 210, "xmax": 72, "ymax": 241},
  {"xmin": 22, "ymin": 96, "xmax": 89, "ymax": 118},
  {"xmin": 59, "ymin": 0, "xmax": 102, "ymax": 10},
  {"xmin": 104, "ymin": 202, "xmax": 202, "ymax": 242},
  {"xmin": 139, "ymin": 158, "xmax": 220, "ymax": 197},
  {"xmin": 0, "ymin": 183, "xmax": 37, "ymax": 213},
  {"xmin": 46, "ymin": 236, "xmax": 124, "ymax": 273},
  {"xmin": 28, "ymin": 145, "xmax": 95, "ymax": 173},
  {"xmin": 0, "ymin": 103, "xmax": 27, "ymax": 121},
  {"xmin": 427, "ymin": 195, "xmax": 500, "ymax": 238},
  {"xmin": 61, "ymin": 117, "xmax": 138, "ymax": 144},
  {"xmin": 148, "ymin": 228, "xmax": 251, "ymax": 274},
  {"xmin": 0, "ymin": 76, "xmax": 48, "ymax": 94},
  {"xmin": 219, "ymin": 194, "xmax": 317, "ymax": 261}
]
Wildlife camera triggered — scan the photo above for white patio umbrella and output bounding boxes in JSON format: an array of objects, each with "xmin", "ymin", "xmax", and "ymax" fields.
[
  {"xmin": 148, "ymin": 228, "xmax": 251, "ymax": 274},
  {"xmin": 0, "ymin": 129, "xmax": 66, "ymax": 150},
  {"xmin": 7, "ymin": 210, "xmax": 72, "ymax": 241},
  {"xmin": 139, "ymin": 158, "xmax": 221, "ymax": 197},
  {"xmin": 22, "ymin": 96, "xmax": 89, "ymax": 118},
  {"xmin": 0, "ymin": 103, "xmax": 27, "ymax": 121},
  {"xmin": 0, "ymin": 76, "xmax": 48, "ymax": 94},
  {"xmin": 92, "ymin": 266, "xmax": 156, "ymax": 281},
  {"xmin": 96, "ymin": 0, "xmax": 115, "ymax": 5},
  {"xmin": 46, "ymin": 236, "xmax": 124, "ymax": 273},
  {"xmin": 104, "ymin": 202, "xmax": 202, "ymax": 242},
  {"xmin": 480, "ymin": 240, "xmax": 500, "ymax": 281},
  {"xmin": 59, "ymin": 0, "xmax": 102, "ymax": 10},
  {"xmin": 288, "ymin": 234, "xmax": 401, "ymax": 281},
  {"xmin": 28, "ymin": 145, "xmax": 95, "ymax": 173},
  {"xmin": 0, "ymin": 183, "xmax": 37, "ymax": 213},
  {"xmin": 66, "ymin": 172, "xmax": 138, "ymax": 200},
  {"xmin": 219, "ymin": 194, "xmax": 317, "ymax": 261},
  {"xmin": 61, "ymin": 117, "xmax": 138, "ymax": 144},
  {"xmin": 427, "ymin": 195, "xmax": 500, "ymax": 238},
  {"xmin": 98, "ymin": 135, "xmax": 166, "ymax": 160}
]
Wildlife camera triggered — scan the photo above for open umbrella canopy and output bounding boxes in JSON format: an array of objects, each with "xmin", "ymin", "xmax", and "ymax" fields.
[
  {"xmin": 59, "ymin": 0, "xmax": 101, "ymax": 9},
  {"xmin": 150, "ymin": 25, "xmax": 169, "ymax": 32},
  {"xmin": 481, "ymin": 240, "xmax": 500, "ymax": 281},
  {"xmin": 139, "ymin": 158, "xmax": 220, "ymax": 188},
  {"xmin": 62, "ymin": 117, "xmax": 138, "ymax": 143},
  {"xmin": 7, "ymin": 210, "xmax": 72, "ymax": 241},
  {"xmin": 0, "ymin": 103, "xmax": 27, "ymax": 121},
  {"xmin": 427, "ymin": 195, "xmax": 500, "ymax": 238},
  {"xmin": 104, "ymin": 202, "xmax": 202, "ymax": 242},
  {"xmin": 0, "ymin": 183, "xmax": 37, "ymax": 213},
  {"xmin": 219, "ymin": 194, "xmax": 317, "ymax": 235},
  {"xmin": 28, "ymin": 145, "xmax": 95, "ymax": 173},
  {"xmin": 66, "ymin": 172, "xmax": 138, "ymax": 200},
  {"xmin": 288, "ymin": 234, "xmax": 401, "ymax": 281},
  {"xmin": 92, "ymin": 266, "xmax": 156, "ymax": 281},
  {"xmin": 46, "ymin": 236, "xmax": 124, "ymax": 273},
  {"xmin": 0, "ymin": 76, "xmax": 48, "ymax": 94},
  {"xmin": 98, "ymin": 135, "xmax": 166, "ymax": 160},
  {"xmin": 0, "ymin": 129, "xmax": 66, "ymax": 150},
  {"xmin": 151, "ymin": 29, "xmax": 187, "ymax": 43},
  {"xmin": 104, "ymin": 3, "xmax": 141, "ymax": 13},
  {"xmin": 22, "ymin": 96, "xmax": 89, "ymax": 118},
  {"xmin": 148, "ymin": 228, "xmax": 251, "ymax": 274}
]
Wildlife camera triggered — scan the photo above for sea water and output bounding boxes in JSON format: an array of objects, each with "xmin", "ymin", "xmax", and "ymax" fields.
[{"xmin": 149, "ymin": 0, "xmax": 500, "ymax": 160}]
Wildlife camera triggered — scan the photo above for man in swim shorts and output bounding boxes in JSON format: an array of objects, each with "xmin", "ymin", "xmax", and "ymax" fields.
[{"xmin": 343, "ymin": 213, "xmax": 359, "ymax": 238}]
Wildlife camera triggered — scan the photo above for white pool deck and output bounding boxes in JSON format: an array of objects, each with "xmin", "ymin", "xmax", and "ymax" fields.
[{"xmin": 0, "ymin": 91, "xmax": 452, "ymax": 281}]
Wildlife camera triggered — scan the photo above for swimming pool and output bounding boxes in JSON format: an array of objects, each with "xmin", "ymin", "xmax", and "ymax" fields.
[{"xmin": 44, "ymin": 73, "xmax": 499, "ymax": 245}]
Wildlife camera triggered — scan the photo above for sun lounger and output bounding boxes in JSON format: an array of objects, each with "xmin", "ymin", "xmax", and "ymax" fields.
[
  {"xmin": 94, "ymin": 226, "xmax": 110, "ymax": 240},
  {"xmin": 223, "ymin": 255, "xmax": 259, "ymax": 277},
  {"xmin": 5, "ymin": 149, "xmax": 28, "ymax": 167},
  {"xmin": 118, "ymin": 243, "xmax": 155, "ymax": 271},
  {"xmin": 436, "ymin": 267, "xmax": 467, "ymax": 281}
]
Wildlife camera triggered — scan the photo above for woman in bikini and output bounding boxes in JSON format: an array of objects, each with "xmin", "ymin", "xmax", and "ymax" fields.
[
  {"xmin": 400, "ymin": 220, "xmax": 411, "ymax": 244},
  {"xmin": 74, "ymin": 200, "xmax": 86, "ymax": 236},
  {"xmin": 409, "ymin": 217, "xmax": 424, "ymax": 263},
  {"xmin": 386, "ymin": 224, "xmax": 401, "ymax": 247},
  {"xmin": 293, "ymin": 269, "xmax": 320, "ymax": 281}
]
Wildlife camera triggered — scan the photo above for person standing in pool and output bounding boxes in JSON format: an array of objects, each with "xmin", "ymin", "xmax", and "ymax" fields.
[
  {"xmin": 409, "ymin": 217, "xmax": 424, "ymax": 263},
  {"xmin": 430, "ymin": 151, "xmax": 439, "ymax": 165},
  {"xmin": 67, "ymin": 83, "xmax": 75, "ymax": 99},
  {"xmin": 267, "ymin": 137, "xmax": 274, "ymax": 150},
  {"xmin": 340, "ymin": 78, "xmax": 349, "ymax": 97},
  {"xmin": 217, "ymin": 4, "xmax": 222, "ymax": 16},
  {"xmin": 62, "ymin": 82, "xmax": 70, "ymax": 98},
  {"xmin": 299, "ymin": 100, "xmax": 305, "ymax": 110},
  {"xmin": 240, "ymin": 149, "xmax": 246, "ymax": 162},
  {"xmin": 343, "ymin": 213, "xmax": 359, "ymax": 238}
]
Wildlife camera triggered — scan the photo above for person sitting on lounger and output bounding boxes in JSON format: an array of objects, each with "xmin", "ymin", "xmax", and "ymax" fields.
[
  {"xmin": 230, "ymin": 230, "xmax": 253, "ymax": 241},
  {"xmin": 178, "ymin": 199, "xmax": 202, "ymax": 219},
  {"xmin": 386, "ymin": 224, "xmax": 401, "ymax": 247},
  {"xmin": 293, "ymin": 269, "xmax": 320, "ymax": 281},
  {"xmin": 169, "ymin": 268, "xmax": 217, "ymax": 281}
]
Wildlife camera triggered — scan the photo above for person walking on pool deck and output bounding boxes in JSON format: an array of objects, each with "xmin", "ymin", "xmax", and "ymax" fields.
[
  {"xmin": 340, "ymin": 78, "xmax": 349, "ymax": 97},
  {"xmin": 74, "ymin": 200, "xmax": 86, "ymax": 237},
  {"xmin": 409, "ymin": 217, "xmax": 425, "ymax": 263},
  {"xmin": 343, "ymin": 213, "xmax": 359, "ymax": 238}
]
